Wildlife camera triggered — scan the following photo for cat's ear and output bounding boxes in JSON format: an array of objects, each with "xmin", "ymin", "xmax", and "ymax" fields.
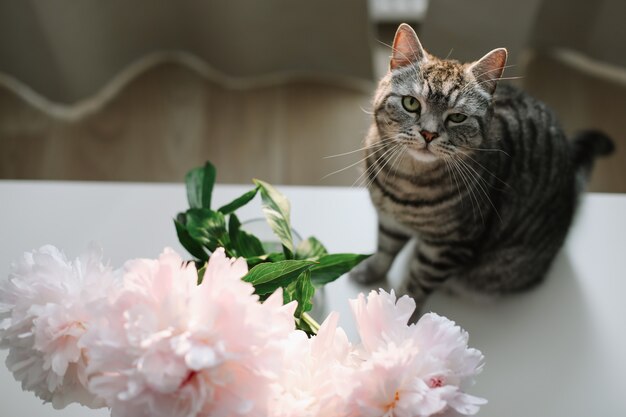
[
  {"xmin": 390, "ymin": 23, "xmax": 426, "ymax": 70},
  {"xmin": 469, "ymin": 48, "xmax": 508, "ymax": 94}
]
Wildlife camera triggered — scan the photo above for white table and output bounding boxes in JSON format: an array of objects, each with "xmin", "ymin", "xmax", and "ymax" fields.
[{"xmin": 1, "ymin": 180, "xmax": 625, "ymax": 417}]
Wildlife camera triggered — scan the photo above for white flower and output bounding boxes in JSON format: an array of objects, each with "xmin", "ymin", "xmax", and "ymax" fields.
[
  {"xmin": 269, "ymin": 312, "xmax": 355, "ymax": 417},
  {"xmin": 83, "ymin": 247, "xmax": 297, "ymax": 417},
  {"xmin": 0, "ymin": 244, "xmax": 113, "ymax": 408},
  {"xmin": 347, "ymin": 289, "xmax": 486, "ymax": 417}
]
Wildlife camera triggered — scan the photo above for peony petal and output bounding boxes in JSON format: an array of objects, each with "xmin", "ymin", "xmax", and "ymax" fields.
[
  {"xmin": 448, "ymin": 392, "xmax": 488, "ymax": 415},
  {"xmin": 185, "ymin": 345, "xmax": 221, "ymax": 370}
]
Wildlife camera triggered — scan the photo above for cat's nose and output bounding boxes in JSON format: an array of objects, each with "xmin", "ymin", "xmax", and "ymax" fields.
[{"xmin": 420, "ymin": 130, "xmax": 439, "ymax": 143}]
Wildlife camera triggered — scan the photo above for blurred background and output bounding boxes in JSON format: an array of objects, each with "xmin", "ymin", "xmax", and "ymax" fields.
[{"xmin": 0, "ymin": 0, "xmax": 624, "ymax": 192}]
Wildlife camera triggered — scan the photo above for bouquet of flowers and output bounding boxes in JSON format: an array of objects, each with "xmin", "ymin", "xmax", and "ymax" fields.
[{"xmin": 0, "ymin": 162, "xmax": 486, "ymax": 417}]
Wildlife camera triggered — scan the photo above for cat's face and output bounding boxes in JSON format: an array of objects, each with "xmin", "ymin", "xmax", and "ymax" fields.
[{"xmin": 373, "ymin": 24, "xmax": 507, "ymax": 163}]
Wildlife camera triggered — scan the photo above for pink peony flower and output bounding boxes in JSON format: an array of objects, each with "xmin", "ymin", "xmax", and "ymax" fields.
[
  {"xmin": 268, "ymin": 312, "xmax": 355, "ymax": 417},
  {"xmin": 349, "ymin": 288, "xmax": 417, "ymax": 354},
  {"xmin": 2, "ymin": 246, "xmax": 488, "ymax": 417},
  {"xmin": 82, "ymin": 247, "xmax": 297, "ymax": 417},
  {"xmin": 347, "ymin": 289, "xmax": 486, "ymax": 417},
  {"xmin": 0, "ymin": 244, "xmax": 113, "ymax": 409}
]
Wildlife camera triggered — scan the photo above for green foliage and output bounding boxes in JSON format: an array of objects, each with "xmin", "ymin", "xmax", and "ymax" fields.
[
  {"xmin": 243, "ymin": 260, "xmax": 316, "ymax": 296},
  {"xmin": 294, "ymin": 270, "xmax": 315, "ymax": 317},
  {"xmin": 296, "ymin": 237, "xmax": 328, "ymax": 260},
  {"xmin": 186, "ymin": 208, "xmax": 229, "ymax": 253},
  {"xmin": 310, "ymin": 253, "xmax": 371, "ymax": 287},
  {"xmin": 174, "ymin": 161, "xmax": 370, "ymax": 335},
  {"xmin": 175, "ymin": 217, "xmax": 208, "ymax": 261},
  {"xmin": 218, "ymin": 186, "xmax": 259, "ymax": 214},
  {"xmin": 228, "ymin": 214, "xmax": 265, "ymax": 258},
  {"xmin": 185, "ymin": 161, "xmax": 216, "ymax": 210},
  {"xmin": 253, "ymin": 179, "xmax": 295, "ymax": 258}
]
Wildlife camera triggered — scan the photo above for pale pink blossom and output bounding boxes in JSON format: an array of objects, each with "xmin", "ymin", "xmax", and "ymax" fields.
[
  {"xmin": 347, "ymin": 289, "xmax": 486, "ymax": 417},
  {"xmin": 2, "ymin": 244, "xmax": 488, "ymax": 417},
  {"xmin": 83, "ymin": 247, "xmax": 296, "ymax": 417},
  {"xmin": 350, "ymin": 288, "xmax": 417, "ymax": 354},
  {"xmin": 0, "ymin": 244, "xmax": 113, "ymax": 409},
  {"xmin": 268, "ymin": 313, "xmax": 355, "ymax": 417}
]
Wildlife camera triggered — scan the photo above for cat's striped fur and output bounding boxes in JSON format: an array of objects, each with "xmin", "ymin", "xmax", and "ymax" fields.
[{"xmin": 351, "ymin": 24, "xmax": 614, "ymax": 313}]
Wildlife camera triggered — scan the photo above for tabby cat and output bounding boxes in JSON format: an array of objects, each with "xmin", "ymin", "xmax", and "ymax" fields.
[{"xmin": 350, "ymin": 24, "xmax": 614, "ymax": 314}]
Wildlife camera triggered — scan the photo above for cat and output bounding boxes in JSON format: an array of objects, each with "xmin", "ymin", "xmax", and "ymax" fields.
[{"xmin": 350, "ymin": 23, "xmax": 614, "ymax": 316}]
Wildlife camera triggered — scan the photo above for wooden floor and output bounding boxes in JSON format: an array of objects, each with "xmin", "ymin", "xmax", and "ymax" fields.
[
  {"xmin": 0, "ymin": 47, "xmax": 623, "ymax": 193},
  {"xmin": 0, "ymin": 63, "xmax": 372, "ymax": 187}
]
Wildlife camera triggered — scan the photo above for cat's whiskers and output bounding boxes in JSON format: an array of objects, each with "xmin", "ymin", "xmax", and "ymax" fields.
[
  {"xmin": 360, "ymin": 106, "xmax": 375, "ymax": 116},
  {"xmin": 366, "ymin": 137, "xmax": 410, "ymax": 187},
  {"xmin": 376, "ymin": 39, "xmax": 396, "ymax": 53},
  {"xmin": 323, "ymin": 141, "xmax": 388, "ymax": 159},
  {"xmin": 363, "ymin": 143, "xmax": 406, "ymax": 189},
  {"xmin": 456, "ymin": 148, "xmax": 512, "ymax": 191},
  {"xmin": 456, "ymin": 155, "xmax": 501, "ymax": 193},
  {"xmin": 361, "ymin": 142, "xmax": 406, "ymax": 188},
  {"xmin": 354, "ymin": 142, "xmax": 403, "ymax": 188},
  {"xmin": 359, "ymin": 148, "xmax": 390, "ymax": 189},
  {"xmin": 321, "ymin": 140, "xmax": 391, "ymax": 180},
  {"xmin": 385, "ymin": 143, "xmax": 409, "ymax": 184},
  {"xmin": 442, "ymin": 152, "xmax": 472, "ymax": 210},
  {"xmin": 453, "ymin": 155, "xmax": 504, "ymax": 224},
  {"xmin": 447, "ymin": 154, "xmax": 483, "ymax": 223},
  {"xmin": 443, "ymin": 153, "xmax": 481, "ymax": 227},
  {"xmin": 442, "ymin": 154, "xmax": 464, "ymax": 209}
]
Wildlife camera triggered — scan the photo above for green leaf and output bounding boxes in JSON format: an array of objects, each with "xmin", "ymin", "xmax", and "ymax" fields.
[
  {"xmin": 246, "ymin": 256, "xmax": 266, "ymax": 269},
  {"xmin": 174, "ymin": 217, "xmax": 209, "ymax": 261},
  {"xmin": 282, "ymin": 270, "xmax": 315, "ymax": 316},
  {"xmin": 296, "ymin": 312, "xmax": 320, "ymax": 336},
  {"xmin": 295, "ymin": 316, "xmax": 315, "ymax": 335},
  {"xmin": 243, "ymin": 260, "xmax": 315, "ymax": 295},
  {"xmin": 294, "ymin": 270, "xmax": 315, "ymax": 316},
  {"xmin": 253, "ymin": 179, "xmax": 294, "ymax": 257},
  {"xmin": 266, "ymin": 252, "xmax": 287, "ymax": 262},
  {"xmin": 197, "ymin": 262, "xmax": 207, "ymax": 284},
  {"xmin": 283, "ymin": 280, "xmax": 297, "ymax": 304},
  {"xmin": 185, "ymin": 161, "xmax": 217, "ymax": 209},
  {"xmin": 245, "ymin": 252, "xmax": 285, "ymax": 268},
  {"xmin": 236, "ymin": 232, "xmax": 267, "ymax": 258},
  {"xmin": 186, "ymin": 208, "xmax": 229, "ymax": 252},
  {"xmin": 218, "ymin": 186, "xmax": 260, "ymax": 214},
  {"xmin": 295, "ymin": 236, "xmax": 328, "ymax": 260},
  {"xmin": 228, "ymin": 214, "xmax": 265, "ymax": 258},
  {"xmin": 309, "ymin": 253, "xmax": 371, "ymax": 287}
]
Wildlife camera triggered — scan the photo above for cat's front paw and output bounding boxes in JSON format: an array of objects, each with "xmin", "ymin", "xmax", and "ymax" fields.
[{"xmin": 350, "ymin": 253, "xmax": 392, "ymax": 284}]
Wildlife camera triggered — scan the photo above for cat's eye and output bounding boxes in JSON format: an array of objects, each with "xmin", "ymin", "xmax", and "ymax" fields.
[
  {"xmin": 447, "ymin": 113, "xmax": 468, "ymax": 123},
  {"xmin": 402, "ymin": 96, "xmax": 421, "ymax": 113}
]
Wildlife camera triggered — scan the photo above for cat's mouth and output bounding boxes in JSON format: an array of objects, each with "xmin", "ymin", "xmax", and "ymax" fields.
[{"xmin": 407, "ymin": 146, "xmax": 439, "ymax": 162}]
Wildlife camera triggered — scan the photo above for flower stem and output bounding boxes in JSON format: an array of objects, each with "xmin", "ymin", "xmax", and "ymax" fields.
[{"xmin": 301, "ymin": 312, "xmax": 321, "ymax": 335}]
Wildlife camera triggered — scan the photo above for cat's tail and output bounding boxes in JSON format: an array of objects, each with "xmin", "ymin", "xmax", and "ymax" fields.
[{"xmin": 571, "ymin": 130, "xmax": 615, "ymax": 174}]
